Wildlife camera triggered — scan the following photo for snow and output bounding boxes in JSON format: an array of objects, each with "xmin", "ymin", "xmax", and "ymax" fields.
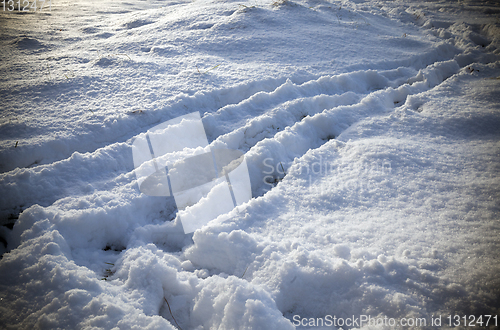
[{"xmin": 1, "ymin": 0, "xmax": 500, "ymax": 329}]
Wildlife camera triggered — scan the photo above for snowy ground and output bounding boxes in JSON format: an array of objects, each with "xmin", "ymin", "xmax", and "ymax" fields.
[{"xmin": 1, "ymin": 0, "xmax": 500, "ymax": 329}]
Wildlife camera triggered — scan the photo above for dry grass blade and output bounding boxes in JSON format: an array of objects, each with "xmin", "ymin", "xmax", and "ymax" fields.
[
  {"xmin": 204, "ymin": 64, "xmax": 220, "ymax": 73},
  {"xmin": 196, "ymin": 64, "xmax": 220, "ymax": 74},
  {"xmin": 241, "ymin": 265, "xmax": 249, "ymax": 278},
  {"xmin": 112, "ymin": 53, "xmax": 131, "ymax": 60},
  {"xmin": 279, "ymin": 162, "xmax": 286, "ymax": 176},
  {"xmin": 164, "ymin": 297, "xmax": 183, "ymax": 330}
]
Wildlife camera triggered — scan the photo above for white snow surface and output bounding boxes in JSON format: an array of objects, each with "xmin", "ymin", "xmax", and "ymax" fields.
[{"xmin": 1, "ymin": 0, "xmax": 500, "ymax": 329}]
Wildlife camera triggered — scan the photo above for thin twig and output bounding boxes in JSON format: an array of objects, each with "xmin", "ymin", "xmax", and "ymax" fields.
[{"xmin": 164, "ymin": 297, "xmax": 183, "ymax": 330}]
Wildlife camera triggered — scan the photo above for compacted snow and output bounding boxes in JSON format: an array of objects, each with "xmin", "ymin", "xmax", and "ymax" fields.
[{"xmin": 1, "ymin": 0, "xmax": 499, "ymax": 329}]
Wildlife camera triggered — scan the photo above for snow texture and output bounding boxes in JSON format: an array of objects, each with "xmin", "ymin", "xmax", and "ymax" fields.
[{"xmin": 1, "ymin": 0, "xmax": 500, "ymax": 329}]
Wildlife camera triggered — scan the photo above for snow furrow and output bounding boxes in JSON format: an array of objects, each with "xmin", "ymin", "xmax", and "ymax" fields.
[{"xmin": 0, "ymin": 58, "xmax": 462, "ymax": 227}]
